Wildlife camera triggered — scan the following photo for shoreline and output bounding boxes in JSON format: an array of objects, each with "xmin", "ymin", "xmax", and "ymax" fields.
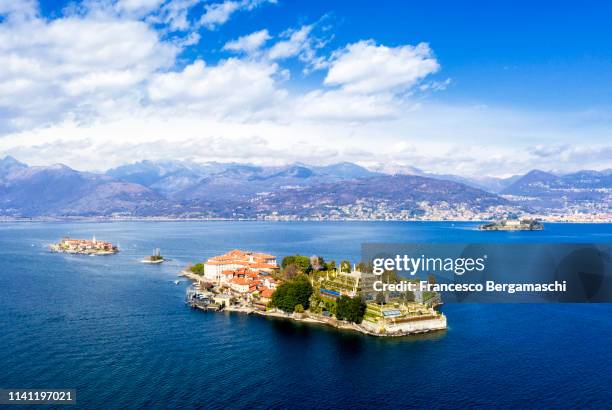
[
  {"xmin": 190, "ymin": 302, "xmax": 447, "ymax": 337},
  {"xmin": 50, "ymin": 249, "xmax": 118, "ymax": 255},
  {"xmin": 181, "ymin": 270, "xmax": 448, "ymax": 338},
  {"xmin": 2, "ymin": 217, "xmax": 610, "ymax": 224}
]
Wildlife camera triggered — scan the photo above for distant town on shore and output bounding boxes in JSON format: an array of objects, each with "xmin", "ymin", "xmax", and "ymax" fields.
[{"xmin": 0, "ymin": 156, "xmax": 609, "ymax": 222}]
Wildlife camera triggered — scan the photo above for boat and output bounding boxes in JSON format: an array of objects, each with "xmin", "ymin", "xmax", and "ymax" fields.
[{"xmin": 174, "ymin": 280, "xmax": 180, "ymax": 285}]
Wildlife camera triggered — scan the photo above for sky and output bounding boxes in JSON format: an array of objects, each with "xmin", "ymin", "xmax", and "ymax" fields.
[{"xmin": 0, "ymin": 0, "xmax": 611, "ymax": 176}]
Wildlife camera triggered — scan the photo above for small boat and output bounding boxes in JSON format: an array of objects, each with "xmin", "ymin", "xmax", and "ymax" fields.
[{"xmin": 174, "ymin": 280, "xmax": 180, "ymax": 285}]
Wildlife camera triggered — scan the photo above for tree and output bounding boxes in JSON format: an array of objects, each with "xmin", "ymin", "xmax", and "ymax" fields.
[
  {"xmin": 271, "ymin": 275, "xmax": 313, "ymax": 313},
  {"xmin": 340, "ymin": 260, "xmax": 351, "ymax": 273},
  {"xmin": 295, "ymin": 256, "xmax": 312, "ymax": 274},
  {"xmin": 294, "ymin": 304, "xmax": 304, "ymax": 313},
  {"xmin": 356, "ymin": 262, "xmax": 367, "ymax": 273},
  {"xmin": 335, "ymin": 296, "xmax": 367, "ymax": 324},
  {"xmin": 309, "ymin": 293, "xmax": 323, "ymax": 314},
  {"xmin": 190, "ymin": 263, "xmax": 204, "ymax": 275},
  {"xmin": 382, "ymin": 269, "xmax": 399, "ymax": 283},
  {"xmin": 282, "ymin": 255, "xmax": 296, "ymax": 269},
  {"xmin": 404, "ymin": 291, "xmax": 415, "ymax": 302},
  {"xmin": 282, "ymin": 255, "xmax": 312, "ymax": 274},
  {"xmin": 326, "ymin": 260, "xmax": 336, "ymax": 271},
  {"xmin": 283, "ymin": 263, "xmax": 299, "ymax": 279}
]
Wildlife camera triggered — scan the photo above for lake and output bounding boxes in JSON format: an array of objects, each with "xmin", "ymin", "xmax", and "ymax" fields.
[{"xmin": 0, "ymin": 221, "xmax": 610, "ymax": 408}]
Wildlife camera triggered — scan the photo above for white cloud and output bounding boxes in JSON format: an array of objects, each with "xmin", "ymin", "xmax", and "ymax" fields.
[
  {"xmin": 115, "ymin": 0, "xmax": 165, "ymax": 14},
  {"xmin": 200, "ymin": 0, "xmax": 275, "ymax": 30},
  {"xmin": 148, "ymin": 59, "xmax": 287, "ymax": 116},
  {"xmin": 0, "ymin": 1, "xmax": 609, "ymax": 176},
  {"xmin": 149, "ymin": 0, "xmax": 201, "ymax": 31},
  {"xmin": 2, "ymin": 101, "xmax": 612, "ymax": 176},
  {"xmin": 223, "ymin": 29, "xmax": 271, "ymax": 53},
  {"xmin": 200, "ymin": 1, "xmax": 239, "ymax": 28},
  {"xmin": 0, "ymin": 12, "xmax": 177, "ymax": 131},
  {"xmin": 294, "ymin": 90, "xmax": 400, "ymax": 122},
  {"xmin": 325, "ymin": 40, "xmax": 439, "ymax": 94},
  {"xmin": 266, "ymin": 24, "xmax": 328, "ymax": 71},
  {"xmin": 267, "ymin": 25, "xmax": 312, "ymax": 59},
  {"xmin": 0, "ymin": 0, "xmax": 38, "ymax": 20}
]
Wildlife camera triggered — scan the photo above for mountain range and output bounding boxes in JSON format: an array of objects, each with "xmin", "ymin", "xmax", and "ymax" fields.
[
  {"xmin": 499, "ymin": 169, "xmax": 612, "ymax": 210},
  {"xmin": 0, "ymin": 156, "xmax": 609, "ymax": 219}
]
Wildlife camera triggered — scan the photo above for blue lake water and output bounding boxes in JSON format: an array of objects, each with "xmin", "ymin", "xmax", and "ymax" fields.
[{"xmin": 0, "ymin": 221, "xmax": 611, "ymax": 408}]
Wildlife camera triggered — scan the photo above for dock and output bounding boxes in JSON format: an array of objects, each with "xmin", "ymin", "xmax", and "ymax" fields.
[{"xmin": 185, "ymin": 286, "xmax": 224, "ymax": 311}]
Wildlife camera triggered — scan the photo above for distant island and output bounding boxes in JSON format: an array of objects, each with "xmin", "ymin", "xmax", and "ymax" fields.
[
  {"xmin": 182, "ymin": 250, "xmax": 446, "ymax": 337},
  {"xmin": 50, "ymin": 236, "xmax": 118, "ymax": 255},
  {"xmin": 479, "ymin": 219, "xmax": 544, "ymax": 231},
  {"xmin": 142, "ymin": 248, "xmax": 164, "ymax": 264}
]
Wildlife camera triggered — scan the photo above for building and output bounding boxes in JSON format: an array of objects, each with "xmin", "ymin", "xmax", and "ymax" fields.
[
  {"xmin": 229, "ymin": 277, "xmax": 251, "ymax": 293},
  {"xmin": 52, "ymin": 236, "xmax": 117, "ymax": 253},
  {"xmin": 259, "ymin": 287, "xmax": 274, "ymax": 304},
  {"xmin": 203, "ymin": 249, "xmax": 278, "ymax": 282}
]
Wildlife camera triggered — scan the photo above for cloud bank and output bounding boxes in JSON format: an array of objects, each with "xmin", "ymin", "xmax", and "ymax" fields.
[{"xmin": 0, "ymin": 0, "xmax": 609, "ymax": 176}]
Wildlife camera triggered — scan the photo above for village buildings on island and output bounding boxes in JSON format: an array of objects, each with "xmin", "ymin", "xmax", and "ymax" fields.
[
  {"xmin": 183, "ymin": 249, "xmax": 447, "ymax": 337},
  {"xmin": 50, "ymin": 236, "xmax": 118, "ymax": 255}
]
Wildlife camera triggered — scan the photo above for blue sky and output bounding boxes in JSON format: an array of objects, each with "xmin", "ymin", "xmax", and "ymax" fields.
[
  {"xmin": 0, "ymin": 0, "xmax": 611, "ymax": 175},
  {"xmin": 36, "ymin": 0, "xmax": 612, "ymax": 109}
]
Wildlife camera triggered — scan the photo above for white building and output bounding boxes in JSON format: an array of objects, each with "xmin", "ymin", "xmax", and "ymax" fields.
[{"xmin": 203, "ymin": 249, "xmax": 277, "ymax": 282}]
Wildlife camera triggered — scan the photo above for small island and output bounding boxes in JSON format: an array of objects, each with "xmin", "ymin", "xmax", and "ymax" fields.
[
  {"xmin": 182, "ymin": 250, "xmax": 446, "ymax": 337},
  {"xmin": 142, "ymin": 248, "xmax": 164, "ymax": 264},
  {"xmin": 50, "ymin": 236, "xmax": 118, "ymax": 255},
  {"xmin": 479, "ymin": 218, "xmax": 544, "ymax": 231}
]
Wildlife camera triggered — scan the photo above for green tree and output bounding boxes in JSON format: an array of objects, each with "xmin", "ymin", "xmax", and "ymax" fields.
[
  {"xmin": 382, "ymin": 269, "xmax": 399, "ymax": 283},
  {"xmin": 190, "ymin": 263, "xmax": 204, "ymax": 275},
  {"xmin": 340, "ymin": 260, "xmax": 351, "ymax": 273},
  {"xmin": 294, "ymin": 304, "xmax": 304, "ymax": 313},
  {"xmin": 281, "ymin": 255, "xmax": 296, "ymax": 269},
  {"xmin": 295, "ymin": 255, "xmax": 312, "ymax": 274},
  {"xmin": 282, "ymin": 255, "xmax": 312, "ymax": 274},
  {"xmin": 323, "ymin": 299, "xmax": 337, "ymax": 315},
  {"xmin": 326, "ymin": 260, "xmax": 336, "ymax": 271},
  {"xmin": 309, "ymin": 293, "xmax": 323, "ymax": 314},
  {"xmin": 335, "ymin": 296, "xmax": 367, "ymax": 323},
  {"xmin": 271, "ymin": 275, "xmax": 313, "ymax": 313}
]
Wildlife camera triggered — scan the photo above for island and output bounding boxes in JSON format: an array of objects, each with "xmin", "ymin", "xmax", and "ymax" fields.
[
  {"xmin": 181, "ymin": 249, "xmax": 447, "ymax": 337},
  {"xmin": 50, "ymin": 236, "xmax": 118, "ymax": 255},
  {"xmin": 142, "ymin": 248, "xmax": 164, "ymax": 264},
  {"xmin": 479, "ymin": 218, "xmax": 544, "ymax": 231}
]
